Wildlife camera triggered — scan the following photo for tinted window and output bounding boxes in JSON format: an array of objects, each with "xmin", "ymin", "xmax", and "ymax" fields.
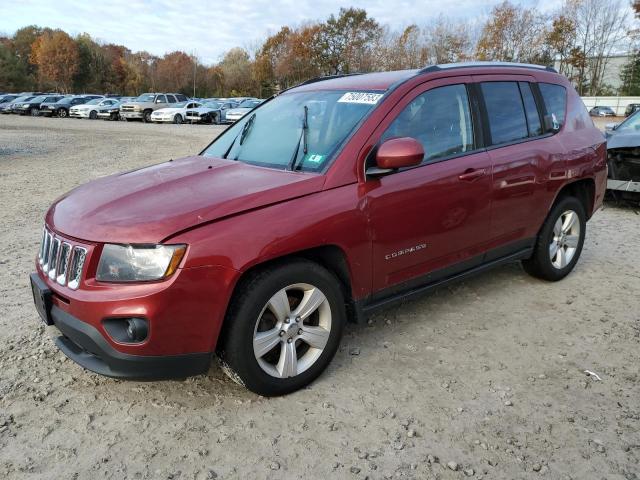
[
  {"xmin": 539, "ymin": 83, "xmax": 567, "ymax": 130},
  {"xmin": 176, "ymin": 94, "xmax": 188, "ymax": 102},
  {"xmin": 382, "ymin": 84, "xmax": 474, "ymax": 164},
  {"xmin": 156, "ymin": 95, "xmax": 167, "ymax": 103},
  {"xmin": 518, "ymin": 82, "xmax": 542, "ymax": 136},
  {"xmin": 167, "ymin": 95, "xmax": 177, "ymax": 103},
  {"xmin": 481, "ymin": 82, "xmax": 528, "ymax": 145}
]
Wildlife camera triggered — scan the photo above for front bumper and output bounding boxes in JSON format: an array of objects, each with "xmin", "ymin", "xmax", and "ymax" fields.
[
  {"xmin": 51, "ymin": 304, "xmax": 211, "ymax": 379},
  {"xmin": 69, "ymin": 110, "xmax": 90, "ymax": 118},
  {"xmin": 120, "ymin": 111, "xmax": 144, "ymax": 119}
]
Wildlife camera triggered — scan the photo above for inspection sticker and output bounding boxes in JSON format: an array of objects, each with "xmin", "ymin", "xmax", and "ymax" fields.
[
  {"xmin": 337, "ymin": 92, "xmax": 384, "ymax": 105},
  {"xmin": 304, "ymin": 153, "xmax": 325, "ymax": 164}
]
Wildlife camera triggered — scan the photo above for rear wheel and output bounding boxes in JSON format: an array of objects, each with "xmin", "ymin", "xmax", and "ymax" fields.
[
  {"xmin": 217, "ymin": 260, "xmax": 346, "ymax": 396},
  {"xmin": 522, "ymin": 196, "xmax": 586, "ymax": 281},
  {"xmin": 173, "ymin": 114, "xmax": 183, "ymax": 124}
]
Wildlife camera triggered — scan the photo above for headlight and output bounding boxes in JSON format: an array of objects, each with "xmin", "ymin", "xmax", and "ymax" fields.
[
  {"xmin": 96, "ymin": 244, "xmax": 186, "ymax": 282},
  {"xmin": 22, "ymin": 103, "xmax": 30, "ymax": 107}
]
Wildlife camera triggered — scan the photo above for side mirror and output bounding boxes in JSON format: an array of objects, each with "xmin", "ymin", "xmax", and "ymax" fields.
[
  {"xmin": 367, "ymin": 137, "xmax": 424, "ymax": 177},
  {"xmin": 605, "ymin": 122, "xmax": 619, "ymax": 131}
]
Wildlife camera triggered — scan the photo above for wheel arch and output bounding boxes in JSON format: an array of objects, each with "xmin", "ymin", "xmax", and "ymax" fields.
[
  {"xmin": 220, "ymin": 245, "xmax": 359, "ymax": 342},
  {"xmin": 553, "ymin": 178, "xmax": 596, "ymax": 219}
]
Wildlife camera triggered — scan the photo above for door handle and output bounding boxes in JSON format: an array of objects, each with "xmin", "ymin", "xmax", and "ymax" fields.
[{"xmin": 458, "ymin": 168, "xmax": 486, "ymax": 182}]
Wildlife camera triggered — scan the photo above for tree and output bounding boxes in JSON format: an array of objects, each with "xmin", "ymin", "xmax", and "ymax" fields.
[
  {"xmin": 29, "ymin": 30, "xmax": 79, "ymax": 92},
  {"xmin": 156, "ymin": 51, "xmax": 194, "ymax": 93},
  {"xmin": 218, "ymin": 47, "xmax": 255, "ymax": 96},
  {"xmin": 316, "ymin": 7, "xmax": 382, "ymax": 74},
  {"xmin": 426, "ymin": 16, "xmax": 472, "ymax": 64},
  {"xmin": 476, "ymin": 1, "xmax": 548, "ymax": 63},
  {"xmin": 0, "ymin": 41, "xmax": 31, "ymax": 91}
]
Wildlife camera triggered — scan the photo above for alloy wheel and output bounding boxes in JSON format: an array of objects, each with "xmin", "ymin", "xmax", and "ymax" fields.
[
  {"xmin": 549, "ymin": 210, "xmax": 581, "ymax": 269},
  {"xmin": 253, "ymin": 283, "xmax": 331, "ymax": 378}
]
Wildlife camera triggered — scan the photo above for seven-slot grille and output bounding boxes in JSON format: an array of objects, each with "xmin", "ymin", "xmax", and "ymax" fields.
[{"xmin": 38, "ymin": 228, "xmax": 87, "ymax": 289}]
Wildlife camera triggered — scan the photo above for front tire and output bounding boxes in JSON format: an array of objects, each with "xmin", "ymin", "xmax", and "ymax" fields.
[
  {"xmin": 217, "ymin": 260, "xmax": 346, "ymax": 396},
  {"xmin": 30, "ymin": 107, "xmax": 39, "ymax": 116},
  {"xmin": 142, "ymin": 110, "xmax": 152, "ymax": 123},
  {"xmin": 173, "ymin": 114, "xmax": 183, "ymax": 124},
  {"xmin": 522, "ymin": 196, "xmax": 586, "ymax": 281},
  {"xmin": 89, "ymin": 110, "xmax": 97, "ymax": 120},
  {"xmin": 58, "ymin": 108, "xmax": 68, "ymax": 118}
]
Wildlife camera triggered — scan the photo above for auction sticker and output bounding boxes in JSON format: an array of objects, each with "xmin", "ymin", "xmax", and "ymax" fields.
[{"xmin": 337, "ymin": 92, "xmax": 384, "ymax": 105}]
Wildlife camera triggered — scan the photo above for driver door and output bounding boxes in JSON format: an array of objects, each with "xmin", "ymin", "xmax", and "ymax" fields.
[{"xmin": 364, "ymin": 77, "xmax": 493, "ymax": 298}]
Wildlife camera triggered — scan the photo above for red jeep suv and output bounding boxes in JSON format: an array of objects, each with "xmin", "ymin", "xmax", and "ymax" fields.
[{"xmin": 31, "ymin": 62, "xmax": 606, "ymax": 396}]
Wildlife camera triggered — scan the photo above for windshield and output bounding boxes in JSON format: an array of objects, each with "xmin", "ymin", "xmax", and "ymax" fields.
[
  {"xmin": 12, "ymin": 96, "xmax": 33, "ymax": 103},
  {"xmin": 135, "ymin": 94, "xmax": 156, "ymax": 102},
  {"xmin": 171, "ymin": 102, "xmax": 187, "ymax": 108},
  {"xmin": 617, "ymin": 111, "xmax": 640, "ymax": 133},
  {"xmin": 203, "ymin": 90, "xmax": 383, "ymax": 172},
  {"xmin": 204, "ymin": 101, "xmax": 222, "ymax": 109},
  {"xmin": 85, "ymin": 98, "xmax": 102, "ymax": 105},
  {"xmin": 30, "ymin": 96, "xmax": 47, "ymax": 102}
]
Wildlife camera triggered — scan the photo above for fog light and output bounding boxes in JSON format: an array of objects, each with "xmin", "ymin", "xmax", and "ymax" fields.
[
  {"xmin": 103, "ymin": 317, "xmax": 148, "ymax": 343},
  {"xmin": 125, "ymin": 318, "xmax": 148, "ymax": 342}
]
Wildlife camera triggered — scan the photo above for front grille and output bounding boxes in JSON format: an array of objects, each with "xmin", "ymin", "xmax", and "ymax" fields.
[
  {"xmin": 38, "ymin": 227, "xmax": 87, "ymax": 289},
  {"xmin": 121, "ymin": 106, "xmax": 136, "ymax": 112}
]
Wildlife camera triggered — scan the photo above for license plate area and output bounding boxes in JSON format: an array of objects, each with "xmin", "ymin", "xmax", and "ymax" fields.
[{"xmin": 30, "ymin": 273, "xmax": 53, "ymax": 326}]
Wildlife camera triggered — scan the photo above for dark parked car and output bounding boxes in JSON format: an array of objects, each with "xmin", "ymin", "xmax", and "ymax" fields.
[
  {"xmin": 0, "ymin": 95, "xmax": 37, "ymax": 114},
  {"xmin": 624, "ymin": 103, "xmax": 640, "ymax": 117},
  {"xmin": 13, "ymin": 94, "xmax": 65, "ymax": 116},
  {"xmin": 589, "ymin": 106, "xmax": 616, "ymax": 117},
  {"xmin": 40, "ymin": 96, "xmax": 96, "ymax": 118},
  {"xmin": 604, "ymin": 110, "xmax": 640, "ymax": 199},
  {"xmin": 31, "ymin": 62, "xmax": 606, "ymax": 396}
]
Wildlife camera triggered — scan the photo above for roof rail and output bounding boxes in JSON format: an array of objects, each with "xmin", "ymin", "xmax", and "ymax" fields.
[
  {"xmin": 420, "ymin": 61, "xmax": 557, "ymax": 74},
  {"xmin": 297, "ymin": 73, "xmax": 364, "ymax": 87}
]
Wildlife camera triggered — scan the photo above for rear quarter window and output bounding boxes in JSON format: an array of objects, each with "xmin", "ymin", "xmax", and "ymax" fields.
[{"xmin": 539, "ymin": 83, "xmax": 567, "ymax": 129}]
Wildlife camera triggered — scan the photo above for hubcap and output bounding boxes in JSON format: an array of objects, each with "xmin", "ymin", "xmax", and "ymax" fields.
[
  {"xmin": 549, "ymin": 210, "xmax": 580, "ymax": 269},
  {"xmin": 253, "ymin": 283, "xmax": 331, "ymax": 378}
]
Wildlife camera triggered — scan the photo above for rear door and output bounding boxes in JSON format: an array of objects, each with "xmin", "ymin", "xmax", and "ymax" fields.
[
  {"xmin": 365, "ymin": 77, "xmax": 493, "ymax": 297},
  {"xmin": 474, "ymin": 75, "xmax": 559, "ymax": 257}
]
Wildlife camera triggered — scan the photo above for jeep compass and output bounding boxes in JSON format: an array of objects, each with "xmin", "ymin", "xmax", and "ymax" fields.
[{"xmin": 31, "ymin": 62, "xmax": 607, "ymax": 396}]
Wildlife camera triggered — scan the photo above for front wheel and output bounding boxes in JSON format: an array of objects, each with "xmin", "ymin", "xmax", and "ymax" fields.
[
  {"xmin": 30, "ymin": 107, "xmax": 39, "ymax": 116},
  {"xmin": 173, "ymin": 114, "xmax": 183, "ymax": 124},
  {"xmin": 89, "ymin": 110, "xmax": 97, "ymax": 120},
  {"xmin": 58, "ymin": 108, "xmax": 68, "ymax": 118},
  {"xmin": 217, "ymin": 260, "xmax": 346, "ymax": 396},
  {"xmin": 142, "ymin": 110, "xmax": 152, "ymax": 123},
  {"xmin": 522, "ymin": 196, "xmax": 586, "ymax": 281}
]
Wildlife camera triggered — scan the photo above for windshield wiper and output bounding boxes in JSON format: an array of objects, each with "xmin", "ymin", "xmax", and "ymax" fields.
[
  {"xmin": 222, "ymin": 113, "xmax": 257, "ymax": 160},
  {"xmin": 288, "ymin": 105, "xmax": 308, "ymax": 171}
]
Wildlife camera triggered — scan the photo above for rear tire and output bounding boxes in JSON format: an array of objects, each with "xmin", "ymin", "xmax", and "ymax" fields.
[
  {"xmin": 217, "ymin": 259, "xmax": 346, "ymax": 396},
  {"xmin": 522, "ymin": 196, "xmax": 586, "ymax": 281}
]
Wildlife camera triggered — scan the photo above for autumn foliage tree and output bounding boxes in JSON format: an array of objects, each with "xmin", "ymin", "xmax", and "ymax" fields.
[{"xmin": 29, "ymin": 30, "xmax": 78, "ymax": 92}]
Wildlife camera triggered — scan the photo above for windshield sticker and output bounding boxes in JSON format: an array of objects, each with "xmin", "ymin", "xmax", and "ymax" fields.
[
  {"xmin": 304, "ymin": 154, "xmax": 325, "ymax": 164},
  {"xmin": 337, "ymin": 92, "xmax": 384, "ymax": 105}
]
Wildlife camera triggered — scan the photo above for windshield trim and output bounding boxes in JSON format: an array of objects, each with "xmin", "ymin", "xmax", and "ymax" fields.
[{"xmin": 199, "ymin": 88, "xmax": 388, "ymax": 174}]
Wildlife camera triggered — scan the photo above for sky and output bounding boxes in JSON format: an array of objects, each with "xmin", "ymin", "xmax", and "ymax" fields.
[{"xmin": 0, "ymin": 0, "xmax": 563, "ymax": 65}]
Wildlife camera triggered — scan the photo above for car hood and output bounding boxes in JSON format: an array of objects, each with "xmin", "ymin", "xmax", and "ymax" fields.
[
  {"xmin": 606, "ymin": 131, "xmax": 640, "ymax": 149},
  {"xmin": 226, "ymin": 108, "xmax": 252, "ymax": 115},
  {"xmin": 152, "ymin": 108, "xmax": 182, "ymax": 114},
  {"xmin": 46, "ymin": 155, "xmax": 325, "ymax": 244}
]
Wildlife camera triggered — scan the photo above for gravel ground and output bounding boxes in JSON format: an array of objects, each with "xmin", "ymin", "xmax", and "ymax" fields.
[{"xmin": 0, "ymin": 115, "xmax": 639, "ymax": 480}]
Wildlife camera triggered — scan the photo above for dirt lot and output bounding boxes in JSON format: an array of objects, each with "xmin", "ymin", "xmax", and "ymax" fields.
[{"xmin": 0, "ymin": 115, "xmax": 639, "ymax": 480}]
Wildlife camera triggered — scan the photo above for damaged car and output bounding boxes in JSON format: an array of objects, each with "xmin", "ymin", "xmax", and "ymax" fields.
[{"xmin": 605, "ymin": 111, "xmax": 640, "ymax": 200}]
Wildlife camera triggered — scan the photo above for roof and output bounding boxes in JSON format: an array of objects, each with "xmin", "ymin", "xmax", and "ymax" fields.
[{"xmin": 289, "ymin": 62, "xmax": 557, "ymax": 93}]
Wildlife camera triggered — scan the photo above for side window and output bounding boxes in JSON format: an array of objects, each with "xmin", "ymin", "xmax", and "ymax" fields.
[
  {"xmin": 381, "ymin": 84, "xmax": 474, "ymax": 164},
  {"xmin": 518, "ymin": 82, "xmax": 543, "ymax": 136},
  {"xmin": 539, "ymin": 83, "xmax": 567, "ymax": 130},
  {"xmin": 176, "ymin": 94, "xmax": 187, "ymax": 102},
  {"xmin": 167, "ymin": 95, "xmax": 177, "ymax": 103},
  {"xmin": 481, "ymin": 82, "xmax": 528, "ymax": 145},
  {"xmin": 156, "ymin": 95, "xmax": 166, "ymax": 103}
]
